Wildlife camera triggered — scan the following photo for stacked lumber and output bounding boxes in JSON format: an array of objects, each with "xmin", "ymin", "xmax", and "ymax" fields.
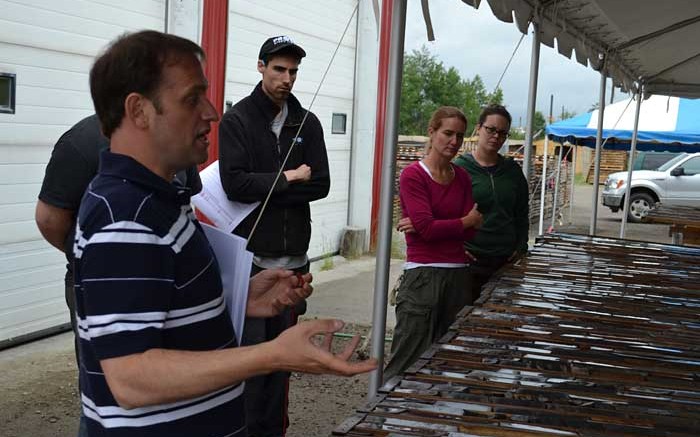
[
  {"xmin": 644, "ymin": 204, "xmax": 700, "ymax": 227},
  {"xmin": 334, "ymin": 233, "xmax": 700, "ymax": 437},
  {"xmin": 528, "ymin": 155, "xmax": 572, "ymax": 226},
  {"xmin": 644, "ymin": 204, "xmax": 700, "ymax": 246},
  {"xmin": 393, "ymin": 140, "xmax": 426, "ymax": 223},
  {"xmin": 586, "ymin": 150, "xmax": 627, "ymax": 184}
]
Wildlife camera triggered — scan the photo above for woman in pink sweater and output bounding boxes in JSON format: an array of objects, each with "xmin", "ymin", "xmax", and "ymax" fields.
[{"xmin": 384, "ymin": 106, "xmax": 482, "ymax": 382}]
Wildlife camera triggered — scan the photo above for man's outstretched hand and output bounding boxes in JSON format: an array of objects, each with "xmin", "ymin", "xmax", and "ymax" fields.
[
  {"xmin": 268, "ymin": 319, "xmax": 378, "ymax": 376},
  {"xmin": 247, "ymin": 269, "xmax": 313, "ymax": 318}
]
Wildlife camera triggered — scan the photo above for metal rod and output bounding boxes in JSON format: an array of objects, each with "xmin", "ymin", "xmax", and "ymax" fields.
[
  {"xmin": 619, "ymin": 87, "xmax": 643, "ymax": 239},
  {"xmin": 550, "ymin": 144, "xmax": 565, "ymax": 229},
  {"xmin": 672, "ymin": 231, "xmax": 684, "ymax": 245},
  {"xmin": 549, "ymin": 94, "xmax": 554, "ymax": 125},
  {"xmin": 522, "ymin": 23, "xmax": 541, "ymax": 185},
  {"xmin": 569, "ymin": 144, "xmax": 577, "ymax": 224},
  {"xmin": 164, "ymin": 0, "xmax": 169, "ymax": 33},
  {"xmin": 538, "ymin": 94, "xmax": 553, "ymax": 235},
  {"xmin": 368, "ymin": 0, "xmax": 406, "ymax": 400},
  {"xmin": 589, "ymin": 71, "xmax": 607, "ymax": 235},
  {"xmin": 610, "ymin": 83, "xmax": 615, "ymax": 104},
  {"xmin": 538, "ymin": 136, "xmax": 548, "ymax": 235}
]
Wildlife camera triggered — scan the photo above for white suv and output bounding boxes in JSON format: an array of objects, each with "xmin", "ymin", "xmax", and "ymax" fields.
[{"xmin": 602, "ymin": 152, "xmax": 700, "ymax": 222}]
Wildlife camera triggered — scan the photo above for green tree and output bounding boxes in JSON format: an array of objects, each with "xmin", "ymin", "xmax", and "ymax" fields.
[
  {"xmin": 399, "ymin": 46, "xmax": 503, "ymax": 135},
  {"xmin": 462, "ymin": 75, "xmax": 503, "ymax": 130},
  {"xmin": 508, "ymin": 110, "xmax": 546, "ymax": 140},
  {"xmin": 509, "ymin": 129, "xmax": 525, "ymax": 140},
  {"xmin": 533, "ymin": 111, "xmax": 546, "ymax": 138},
  {"xmin": 559, "ymin": 108, "xmax": 577, "ymax": 121}
]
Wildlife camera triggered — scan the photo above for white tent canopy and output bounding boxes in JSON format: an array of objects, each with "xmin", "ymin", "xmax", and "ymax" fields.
[{"xmin": 461, "ymin": 0, "xmax": 700, "ymax": 97}]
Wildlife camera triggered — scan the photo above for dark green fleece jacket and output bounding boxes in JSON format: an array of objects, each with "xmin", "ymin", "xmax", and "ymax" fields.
[{"xmin": 453, "ymin": 153, "xmax": 529, "ymax": 257}]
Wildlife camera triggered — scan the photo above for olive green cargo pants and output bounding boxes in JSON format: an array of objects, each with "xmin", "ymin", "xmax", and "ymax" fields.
[{"xmin": 384, "ymin": 267, "xmax": 474, "ymax": 382}]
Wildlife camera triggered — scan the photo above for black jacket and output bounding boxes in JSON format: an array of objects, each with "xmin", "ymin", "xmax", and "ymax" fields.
[{"xmin": 218, "ymin": 82, "xmax": 330, "ymax": 256}]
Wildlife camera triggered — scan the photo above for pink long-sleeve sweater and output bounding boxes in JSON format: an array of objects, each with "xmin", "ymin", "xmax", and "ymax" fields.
[{"xmin": 399, "ymin": 161, "xmax": 477, "ymax": 264}]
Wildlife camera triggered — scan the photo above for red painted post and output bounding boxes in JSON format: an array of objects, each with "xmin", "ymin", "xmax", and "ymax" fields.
[
  {"xmin": 197, "ymin": 0, "xmax": 228, "ymax": 226},
  {"xmin": 370, "ymin": 0, "xmax": 394, "ymax": 249},
  {"xmin": 200, "ymin": 0, "xmax": 229, "ymax": 169}
]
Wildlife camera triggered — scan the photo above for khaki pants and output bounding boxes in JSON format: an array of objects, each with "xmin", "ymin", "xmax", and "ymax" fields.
[{"xmin": 384, "ymin": 267, "xmax": 474, "ymax": 382}]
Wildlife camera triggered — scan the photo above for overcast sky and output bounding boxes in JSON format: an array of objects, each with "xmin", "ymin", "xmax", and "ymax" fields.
[{"xmin": 402, "ymin": 0, "xmax": 629, "ymax": 127}]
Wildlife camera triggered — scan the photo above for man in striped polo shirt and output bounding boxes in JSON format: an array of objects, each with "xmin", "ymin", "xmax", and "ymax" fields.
[{"xmin": 75, "ymin": 30, "xmax": 376, "ymax": 436}]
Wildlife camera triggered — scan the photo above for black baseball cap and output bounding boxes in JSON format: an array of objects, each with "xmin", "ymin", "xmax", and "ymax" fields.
[{"xmin": 258, "ymin": 35, "xmax": 306, "ymax": 62}]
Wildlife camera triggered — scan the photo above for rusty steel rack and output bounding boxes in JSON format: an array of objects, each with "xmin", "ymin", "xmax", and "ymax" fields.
[{"xmin": 334, "ymin": 233, "xmax": 700, "ymax": 436}]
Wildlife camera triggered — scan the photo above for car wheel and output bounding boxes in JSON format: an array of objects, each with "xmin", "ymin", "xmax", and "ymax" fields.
[{"xmin": 628, "ymin": 192, "xmax": 654, "ymax": 223}]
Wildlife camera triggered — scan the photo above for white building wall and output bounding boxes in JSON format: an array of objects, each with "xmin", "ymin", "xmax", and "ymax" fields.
[
  {"xmin": 348, "ymin": 0, "xmax": 380, "ymax": 251},
  {"xmin": 223, "ymin": 0, "xmax": 358, "ymax": 259},
  {"xmin": 0, "ymin": 0, "xmax": 166, "ymax": 345},
  {"xmin": 0, "ymin": 0, "xmax": 379, "ymax": 345}
]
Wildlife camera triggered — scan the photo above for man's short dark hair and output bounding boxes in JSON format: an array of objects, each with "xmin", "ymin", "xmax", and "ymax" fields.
[
  {"xmin": 478, "ymin": 104, "xmax": 512, "ymax": 129},
  {"xmin": 90, "ymin": 30, "xmax": 205, "ymax": 138}
]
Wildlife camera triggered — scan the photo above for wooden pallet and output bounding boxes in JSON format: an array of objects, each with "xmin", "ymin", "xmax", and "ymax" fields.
[
  {"xmin": 644, "ymin": 205, "xmax": 700, "ymax": 246},
  {"xmin": 586, "ymin": 150, "xmax": 627, "ymax": 184}
]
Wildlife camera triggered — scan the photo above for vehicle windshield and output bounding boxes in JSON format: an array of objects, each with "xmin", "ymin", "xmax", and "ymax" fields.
[{"xmin": 657, "ymin": 153, "xmax": 688, "ymax": 171}]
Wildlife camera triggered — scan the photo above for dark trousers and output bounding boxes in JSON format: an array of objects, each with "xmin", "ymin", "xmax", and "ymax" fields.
[
  {"xmin": 66, "ymin": 264, "xmax": 90, "ymax": 437},
  {"xmin": 65, "ymin": 264, "xmax": 80, "ymax": 368},
  {"xmin": 243, "ymin": 262, "xmax": 309, "ymax": 437},
  {"xmin": 384, "ymin": 267, "xmax": 474, "ymax": 382},
  {"xmin": 469, "ymin": 255, "xmax": 510, "ymax": 298}
]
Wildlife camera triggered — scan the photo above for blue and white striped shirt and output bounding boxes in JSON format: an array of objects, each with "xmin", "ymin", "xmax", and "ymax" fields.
[{"xmin": 74, "ymin": 151, "xmax": 245, "ymax": 436}]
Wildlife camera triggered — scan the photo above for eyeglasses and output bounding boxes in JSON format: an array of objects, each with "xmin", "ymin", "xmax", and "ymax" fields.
[{"xmin": 481, "ymin": 124, "xmax": 509, "ymax": 138}]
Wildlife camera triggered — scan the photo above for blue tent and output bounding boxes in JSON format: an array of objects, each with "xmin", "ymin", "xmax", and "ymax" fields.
[{"xmin": 547, "ymin": 95, "xmax": 700, "ymax": 152}]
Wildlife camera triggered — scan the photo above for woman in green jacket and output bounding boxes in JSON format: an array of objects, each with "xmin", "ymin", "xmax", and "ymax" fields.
[{"xmin": 453, "ymin": 105, "xmax": 529, "ymax": 295}]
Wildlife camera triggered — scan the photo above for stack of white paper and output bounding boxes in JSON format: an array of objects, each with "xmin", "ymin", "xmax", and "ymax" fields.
[
  {"xmin": 201, "ymin": 223, "xmax": 252, "ymax": 346},
  {"xmin": 193, "ymin": 160, "xmax": 259, "ymax": 345},
  {"xmin": 192, "ymin": 161, "xmax": 259, "ymax": 233}
]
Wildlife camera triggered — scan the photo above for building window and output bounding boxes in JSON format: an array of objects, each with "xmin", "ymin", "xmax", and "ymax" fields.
[
  {"xmin": 0, "ymin": 73, "xmax": 16, "ymax": 114},
  {"xmin": 332, "ymin": 113, "xmax": 347, "ymax": 134}
]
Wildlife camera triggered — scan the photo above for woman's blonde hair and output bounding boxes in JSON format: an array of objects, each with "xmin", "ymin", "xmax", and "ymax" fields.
[{"xmin": 425, "ymin": 106, "xmax": 468, "ymax": 153}]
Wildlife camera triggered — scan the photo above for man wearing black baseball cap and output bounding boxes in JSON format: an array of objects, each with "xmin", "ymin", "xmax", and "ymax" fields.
[
  {"xmin": 258, "ymin": 35, "xmax": 307, "ymax": 62},
  {"xmin": 218, "ymin": 35, "xmax": 331, "ymax": 437}
]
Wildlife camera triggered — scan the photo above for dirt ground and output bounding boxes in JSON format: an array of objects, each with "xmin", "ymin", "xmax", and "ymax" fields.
[
  {"xmin": 0, "ymin": 184, "xmax": 678, "ymax": 436},
  {"xmin": 0, "ymin": 323, "xmax": 387, "ymax": 437},
  {"xmin": 1, "ymin": 338, "xmax": 80, "ymax": 437}
]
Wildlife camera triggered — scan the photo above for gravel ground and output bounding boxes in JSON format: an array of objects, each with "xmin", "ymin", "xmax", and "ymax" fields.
[
  {"xmin": 286, "ymin": 321, "xmax": 391, "ymax": 437},
  {"xmin": 0, "ymin": 323, "xmax": 390, "ymax": 437},
  {"xmin": 1, "ymin": 335, "xmax": 80, "ymax": 437},
  {"xmin": 1, "ymin": 184, "xmax": 675, "ymax": 437}
]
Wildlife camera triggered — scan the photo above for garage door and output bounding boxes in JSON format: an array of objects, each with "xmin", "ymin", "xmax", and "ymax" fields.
[
  {"xmin": 0, "ymin": 0, "xmax": 166, "ymax": 346},
  {"xmin": 224, "ymin": 0, "xmax": 357, "ymax": 259}
]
